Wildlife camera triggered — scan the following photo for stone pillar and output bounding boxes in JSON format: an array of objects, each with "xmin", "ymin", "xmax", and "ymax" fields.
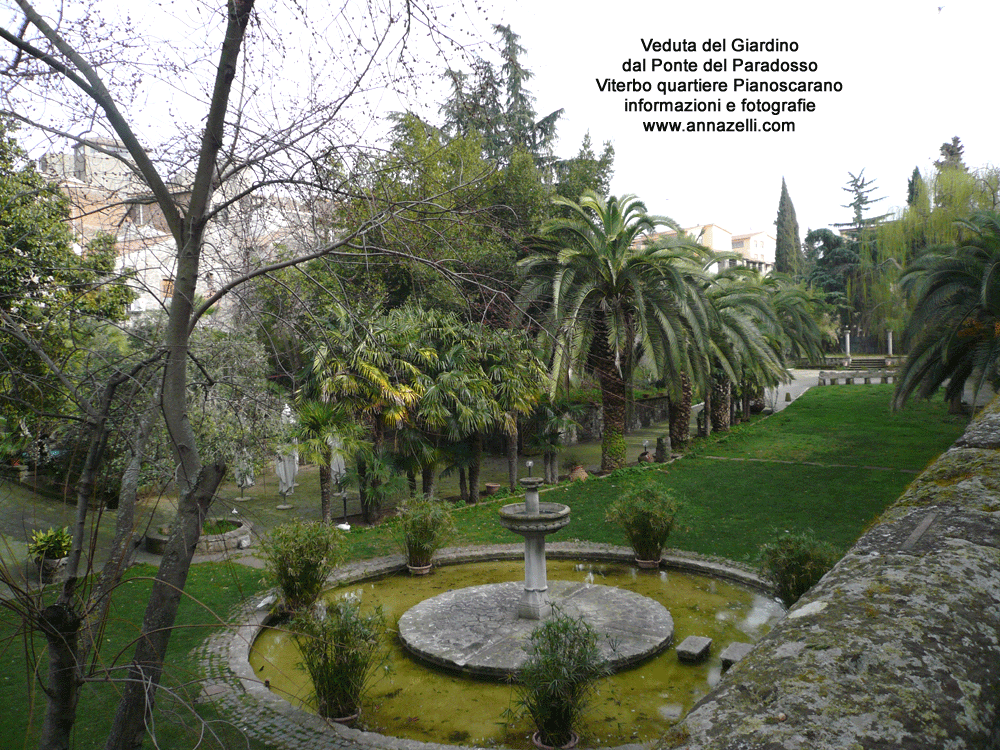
[
  {"xmin": 887, "ymin": 329, "xmax": 894, "ymax": 357},
  {"xmin": 518, "ymin": 477, "xmax": 550, "ymax": 620},
  {"xmin": 844, "ymin": 330, "xmax": 851, "ymax": 360}
]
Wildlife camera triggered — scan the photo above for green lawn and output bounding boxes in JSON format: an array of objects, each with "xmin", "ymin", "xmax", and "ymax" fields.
[{"xmin": 0, "ymin": 384, "xmax": 968, "ymax": 748}]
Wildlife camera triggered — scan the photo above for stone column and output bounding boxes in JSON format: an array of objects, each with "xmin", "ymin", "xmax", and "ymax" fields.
[{"xmin": 518, "ymin": 477, "xmax": 550, "ymax": 620}]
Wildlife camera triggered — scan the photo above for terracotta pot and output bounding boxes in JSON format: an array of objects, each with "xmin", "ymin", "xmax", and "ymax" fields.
[
  {"xmin": 483, "ymin": 483, "xmax": 501, "ymax": 496},
  {"xmin": 532, "ymin": 730, "xmax": 579, "ymax": 750},
  {"xmin": 407, "ymin": 563, "xmax": 432, "ymax": 576},
  {"xmin": 568, "ymin": 465, "xmax": 588, "ymax": 482},
  {"xmin": 634, "ymin": 557, "xmax": 661, "ymax": 570}
]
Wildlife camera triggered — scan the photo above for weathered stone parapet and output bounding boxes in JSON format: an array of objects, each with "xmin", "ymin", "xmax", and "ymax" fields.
[{"xmin": 666, "ymin": 399, "xmax": 1000, "ymax": 750}]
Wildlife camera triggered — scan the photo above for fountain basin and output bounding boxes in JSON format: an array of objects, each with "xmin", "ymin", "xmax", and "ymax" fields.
[
  {"xmin": 247, "ymin": 555, "xmax": 785, "ymax": 748},
  {"xmin": 398, "ymin": 580, "xmax": 673, "ymax": 678},
  {"xmin": 498, "ymin": 502, "xmax": 570, "ymax": 535}
]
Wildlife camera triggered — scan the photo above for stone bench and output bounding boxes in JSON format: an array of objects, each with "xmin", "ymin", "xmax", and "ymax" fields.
[{"xmin": 818, "ymin": 369, "xmax": 896, "ymax": 386}]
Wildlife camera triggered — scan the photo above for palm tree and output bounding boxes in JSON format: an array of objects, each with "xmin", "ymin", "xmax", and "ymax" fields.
[
  {"xmin": 519, "ymin": 191, "xmax": 709, "ymax": 471},
  {"xmin": 702, "ymin": 264, "xmax": 785, "ymax": 433},
  {"xmin": 294, "ymin": 400, "xmax": 352, "ymax": 523},
  {"xmin": 894, "ymin": 210, "xmax": 1000, "ymax": 412},
  {"xmin": 305, "ymin": 305, "xmax": 421, "ymax": 522}
]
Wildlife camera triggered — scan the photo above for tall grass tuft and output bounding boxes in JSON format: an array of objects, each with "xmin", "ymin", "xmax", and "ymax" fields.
[
  {"xmin": 292, "ymin": 597, "xmax": 388, "ymax": 720},
  {"xmin": 263, "ymin": 521, "xmax": 345, "ymax": 613},
  {"xmin": 509, "ymin": 610, "xmax": 609, "ymax": 747},
  {"xmin": 759, "ymin": 530, "xmax": 840, "ymax": 606}
]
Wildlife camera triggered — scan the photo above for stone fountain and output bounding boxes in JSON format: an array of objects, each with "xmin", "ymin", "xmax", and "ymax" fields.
[
  {"xmin": 397, "ymin": 477, "xmax": 674, "ymax": 677},
  {"xmin": 498, "ymin": 476, "xmax": 570, "ymax": 619}
]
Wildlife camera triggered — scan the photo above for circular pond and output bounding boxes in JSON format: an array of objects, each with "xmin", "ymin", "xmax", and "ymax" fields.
[{"xmin": 250, "ymin": 559, "xmax": 784, "ymax": 747}]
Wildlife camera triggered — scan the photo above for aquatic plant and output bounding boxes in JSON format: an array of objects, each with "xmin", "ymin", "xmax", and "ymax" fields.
[
  {"xmin": 605, "ymin": 486, "xmax": 682, "ymax": 562},
  {"xmin": 292, "ymin": 597, "xmax": 388, "ymax": 720},
  {"xmin": 510, "ymin": 610, "xmax": 609, "ymax": 747},
  {"xmin": 396, "ymin": 496, "xmax": 456, "ymax": 569},
  {"xmin": 262, "ymin": 521, "xmax": 344, "ymax": 613}
]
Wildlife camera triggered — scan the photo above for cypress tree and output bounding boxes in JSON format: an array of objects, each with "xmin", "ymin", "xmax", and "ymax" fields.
[
  {"xmin": 906, "ymin": 167, "xmax": 924, "ymax": 207},
  {"xmin": 774, "ymin": 177, "xmax": 802, "ymax": 275}
]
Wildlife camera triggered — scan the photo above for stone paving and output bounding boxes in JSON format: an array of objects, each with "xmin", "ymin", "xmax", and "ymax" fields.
[
  {"xmin": 398, "ymin": 580, "xmax": 673, "ymax": 677},
  {"xmin": 195, "ymin": 543, "xmax": 771, "ymax": 750}
]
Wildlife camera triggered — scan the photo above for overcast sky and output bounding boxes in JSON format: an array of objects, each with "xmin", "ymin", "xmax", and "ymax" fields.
[
  {"xmin": 14, "ymin": 0, "xmax": 997, "ymax": 243},
  {"xmin": 470, "ymin": 0, "xmax": 1000, "ymax": 238}
]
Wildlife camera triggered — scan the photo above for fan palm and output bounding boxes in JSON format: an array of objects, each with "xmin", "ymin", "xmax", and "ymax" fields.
[
  {"xmin": 894, "ymin": 210, "xmax": 1000, "ymax": 411},
  {"xmin": 519, "ymin": 191, "xmax": 709, "ymax": 471}
]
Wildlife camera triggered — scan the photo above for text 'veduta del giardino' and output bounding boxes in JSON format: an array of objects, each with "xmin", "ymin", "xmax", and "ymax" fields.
[{"xmin": 601, "ymin": 38, "xmax": 843, "ymax": 134}]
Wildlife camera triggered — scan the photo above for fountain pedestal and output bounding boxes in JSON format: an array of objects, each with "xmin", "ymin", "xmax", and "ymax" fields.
[{"xmin": 499, "ymin": 477, "xmax": 570, "ymax": 619}]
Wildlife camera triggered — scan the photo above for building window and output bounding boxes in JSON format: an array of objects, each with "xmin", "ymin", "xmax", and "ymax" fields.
[{"xmin": 161, "ymin": 277, "xmax": 174, "ymax": 297}]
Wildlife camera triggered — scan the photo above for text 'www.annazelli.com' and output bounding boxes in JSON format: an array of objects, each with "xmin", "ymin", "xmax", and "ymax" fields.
[{"xmin": 642, "ymin": 119, "xmax": 795, "ymax": 132}]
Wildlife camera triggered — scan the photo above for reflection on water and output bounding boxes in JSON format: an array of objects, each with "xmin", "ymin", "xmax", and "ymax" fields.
[{"xmin": 250, "ymin": 560, "xmax": 784, "ymax": 748}]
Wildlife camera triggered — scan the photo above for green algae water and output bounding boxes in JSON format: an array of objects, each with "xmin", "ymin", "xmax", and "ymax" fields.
[{"xmin": 250, "ymin": 560, "xmax": 783, "ymax": 747}]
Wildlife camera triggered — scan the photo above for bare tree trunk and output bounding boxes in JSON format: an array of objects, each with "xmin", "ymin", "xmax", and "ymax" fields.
[
  {"xmin": 458, "ymin": 466, "xmax": 468, "ymax": 503},
  {"xmin": 421, "ymin": 462, "xmax": 435, "ymax": 498},
  {"xmin": 699, "ymin": 386, "xmax": 711, "ymax": 438},
  {"xmin": 467, "ymin": 432, "xmax": 482, "ymax": 504},
  {"xmin": 79, "ymin": 400, "xmax": 158, "ymax": 669},
  {"xmin": 319, "ymin": 461, "xmax": 332, "ymax": 523},
  {"xmin": 710, "ymin": 377, "xmax": 731, "ymax": 432},
  {"xmin": 669, "ymin": 372, "xmax": 693, "ymax": 448},
  {"xmin": 38, "ymin": 603, "xmax": 81, "ymax": 750},
  {"xmin": 507, "ymin": 420, "xmax": 518, "ymax": 490},
  {"xmin": 104, "ymin": 463, "xmax": 226, "ymax": 750},
  {"xmin": 544, "ymin": 450, "xmax": 558, "ymax": 484}
]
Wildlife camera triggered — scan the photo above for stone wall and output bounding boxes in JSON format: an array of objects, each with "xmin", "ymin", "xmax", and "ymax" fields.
[{"xmin": 666, "ymin": 400, "xmax": 1000, "ymax": 749}]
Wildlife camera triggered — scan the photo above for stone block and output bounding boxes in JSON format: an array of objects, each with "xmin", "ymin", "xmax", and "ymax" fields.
[
  {"xmin": 720, "ymin": 642, "xmax": 753, "ymax": 670},
  {"xmin": 676, "ymin": 635, "xmax": 712, "ymax": 663}
]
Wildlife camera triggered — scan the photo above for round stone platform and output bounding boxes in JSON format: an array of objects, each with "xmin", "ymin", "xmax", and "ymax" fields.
[{"xmin": 397, "ymin": 580, "xmax": 674, "ymax": 678}]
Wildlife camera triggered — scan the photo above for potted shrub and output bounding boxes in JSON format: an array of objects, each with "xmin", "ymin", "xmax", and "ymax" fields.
[
  {"xmin": 396, "ymin": 496, "xmax": 456, "ymax": 574},
  {"xmin": 28, "ymin": 526, "xmax": 72, "ymax": 583},
  {"xmin": 292, "ymin": 597, "xmax": 389, "ymax": 722},
  {"xmin": 262, "ymin": 521, "xmax": 345, "ymax": 613},
  {"xmin": 605, "ymin": 486, "xmax": 681, "ymax": 568},
  {"xmin": 510, "ymin": 610, "xmax": 609, "ymax": 749}
]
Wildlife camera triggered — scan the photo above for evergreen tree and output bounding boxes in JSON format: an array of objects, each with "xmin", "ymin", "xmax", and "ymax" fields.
[
  {"xmin": 833, "ymin": 170, "xmax": 891, "ymax": 237},
  {"xmin": 774, "ymin": 177, "xmax": 802, "ymax": 275},
  {"xmin": 906, "ymin": 167, "xmax": 924, "ymax": 207},
  {"xmin": 438, "ymin": 25, "xmax": 563, "ymax": 167},
  {"xmin": 934, "ymin": 136, "xmax": 967, "ymax": 173},
  {"xmin": 554, "ymin": 132, "xmax": 615, "ymax": 203}
]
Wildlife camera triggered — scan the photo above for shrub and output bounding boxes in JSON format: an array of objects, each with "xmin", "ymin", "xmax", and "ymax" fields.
[
  {"xmin": 759, "ymin": 530, "xmax": 840, "ymax": 607},
  {"xmin": 292, "ymin": 597, "xmax": 388, "ymax": 720},
  {"xmin": 605, "ymin": 486, "xmax": 681, "ymax": 561},
  {"xmin": 262, "ymin": 521, "xmax": 345, "ymax": 613},
  {"xmin": 396, "ymin": 496, "xmax": 456, "ymax": 568},
  {"xmin": 510, "ymin": 611, "xmax": 609, "ymax": 747},
  {"xmin": 27, "ymin": 526, "xmax": 72, "ymax": 560}
]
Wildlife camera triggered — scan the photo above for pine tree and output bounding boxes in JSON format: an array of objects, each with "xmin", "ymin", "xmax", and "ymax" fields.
[
  {"xmin": 774, "ymin": 178, "xmax": 801, "ymax": 275},
  {"xmin": 833, "ymin": 170, "xmax": 891, "ymax": 238}
]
